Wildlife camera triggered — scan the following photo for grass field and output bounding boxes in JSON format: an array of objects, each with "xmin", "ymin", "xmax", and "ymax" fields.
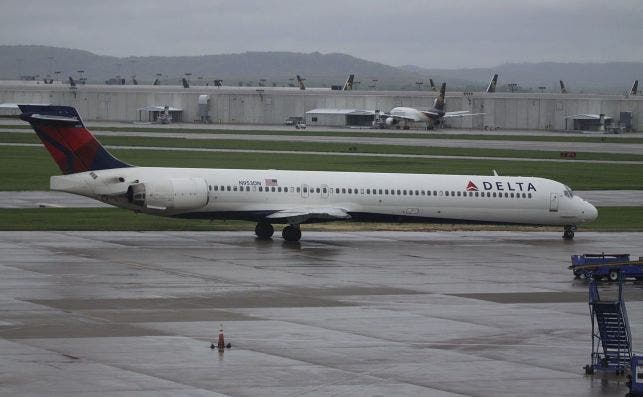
[
  {"xmin": 2, "ymin": 123, "xmax": 643, "ymax": 144},
  {"xmin": 0, "ymin": 206, "xmax": 640, "ymax": 231},
  {"xmin": 2, "ymin": 145, "xmax": 643, "ymax": 191},
  {"xmin": 2, "ymin": 132, "xmax": 643, "ymax": 162}
]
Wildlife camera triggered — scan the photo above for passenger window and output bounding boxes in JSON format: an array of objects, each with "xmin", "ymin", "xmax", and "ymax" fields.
[
  {"xmin": 284, "ymin": 187, "xmax": 288, "ymax": 193},
  {"xmin": 492, "ymin": 192, "xmax": 496, "ymax": 197},
  {"xmin": 474, "ymin": 192, "xmax": 478, "ymax": 197},
  {"xmin": 259, "ymin": 187, "xmax": 263, "ymax": 192},
  {"xmin": 415, "ymin": 190, "xmax": 419, "ymax": 195},
  {"xmin": 505, "ymin": 193, "xmax": 509, "ymax": 198},
  {"xmin": 421, "ymin": 191, "xmax": 425, "ymax": 196},
  {"xmin": 342, "ymin": 188, "xmax": 346, "ymax": 194},
  {"xmin": 316, "ymin": 188, "xmax": 320, "ymax": 193},
  {"xmin": 354, "ymin": 189, "xmax": 358, "ymax": 194},
  {"xmin": 385, "ymin": 189, "xmax": 389, "ymax": 194},
  {"xmin": 456, "ymin": 191, "xmax": 461, "ymax": 197},
  {"xmin": 278, "ymin": 187, "xmax": 282, "ymax": 192},
  {"xmin": 378, "ymin": 189, "xmax": 383, "ymax": 194},
  {"xmin": 227, "ymin": 186, "xmax": 231, "ymax": 191},
  {"xmin": 510, "ymin": 193, "xmax": 514, "ymax": 198},
  {"xmin": 303, "ymin": 187, "xmax": 307, "ymax": 193},
  {"xmin": 233, "ymin": 186, "xmax": 238, "ymax": 191},
  {"xmin": 214, "ymin": 186, "xmax": 218, "ymax": 191},
  {"xmin": 445, "ymin": 191, "xmax": 449, "ymax": 196},
  {"xmin": 397, "ymin": 190, "xmax": 402, "ymax": 195},
  {"xmin": 409, "ymin": 190, "xmax": 413, "ymax": 196},
  {"xmin": 427, "ymin": 191, "xmax": 431, "ymax": 196},
  {"xmin": 434, "ymin": 191, "xmax": 438, "ymax": 196},
  {"xmin": 348, "ymin": 188, "xmax": 352, "ymax": 194},
  {"xmin": 528, "ymin": 193, "xmax": 532, "ymax": 198},
  {"xmin": 270, "ymin": 187, "xmax": 274, "ymax": 192},
  {"xmin": 297, "ymin": 187, "xmax": 301, "ymax": 193},
  {"xmin": 322, "ymin": 187, "xmax": 327, "ymax": 193},
  {"xmin": 367, "ymin": 189, "xmax": 371, "ymax": 194},
  {"xmin": 335, "ymin": 188, "xmax": 340, "ymax": 194},
  {"xmin": 246, "ymin": 186, "xmax": 250, "ymax": 191},
  {"xmin": 209, "ymin": 185, "xmax": 212, "ymax": 191}
]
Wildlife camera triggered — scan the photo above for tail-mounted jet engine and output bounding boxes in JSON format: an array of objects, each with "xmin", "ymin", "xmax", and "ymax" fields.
[{"xmin": 126, "ymin": 178, "xmax": 208, "ymax": 210}]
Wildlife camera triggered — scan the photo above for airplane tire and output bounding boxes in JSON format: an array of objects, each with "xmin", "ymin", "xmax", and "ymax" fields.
[
  {"xmin": 282, "ymin": 226, "xmax": 302, "ymax": 242},
  {"xmin": 255, "ymin": 222, "xmax": 274, "ymax": 239},
  {"xmin": 563, "ymin": 230, "xmax": 574, "ymax": 240},
  {"xmin": 608, "ymin": 270, "xmax": 619, "ymax": 282}
]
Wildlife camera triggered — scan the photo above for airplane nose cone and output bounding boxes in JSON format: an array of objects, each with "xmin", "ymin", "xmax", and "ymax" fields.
[{"xmin": 583, "ymin": 202, "xmax": 598, "ymax": 222}]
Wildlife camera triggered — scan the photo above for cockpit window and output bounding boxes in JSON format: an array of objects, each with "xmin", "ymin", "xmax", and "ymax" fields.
[{"xmin": 563, "ymin": 185, "xmax": 574, "ymax": 198}]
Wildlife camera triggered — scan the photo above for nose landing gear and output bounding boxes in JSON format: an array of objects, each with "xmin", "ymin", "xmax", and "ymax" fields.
[{"xmin": 563, "ymin": 225, "xmax": 576, "ymax": 240}]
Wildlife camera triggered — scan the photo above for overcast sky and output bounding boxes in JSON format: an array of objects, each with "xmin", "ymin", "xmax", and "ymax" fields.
[{"xmin": 1, "ymin": 0, "xmax": 642, "ymax": 68}]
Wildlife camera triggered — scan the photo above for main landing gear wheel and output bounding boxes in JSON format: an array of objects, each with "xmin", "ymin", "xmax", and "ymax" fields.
[
  {"xmin": 282, "ymin": 225, "xmax": 302, "ymax": 242},
  {"xmin": 563, "ymin": 225, "xmax": 576, "ymax": 240},
  {"xmin": 255, "ymin": 222, "xmax": 274, "ymax": 239}
]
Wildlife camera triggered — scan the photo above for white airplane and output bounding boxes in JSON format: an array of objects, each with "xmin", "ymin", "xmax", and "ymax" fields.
[
  {"xmin": 375, "ymin": 83, "xmax": 483, "ymax": 130},
  {"xmin": 19, "ymin": 105, "xmax": 597, "ymax": 242}
]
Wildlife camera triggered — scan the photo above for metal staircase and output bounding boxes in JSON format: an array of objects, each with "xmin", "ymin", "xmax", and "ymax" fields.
[{"xmin": 586, "ymin": 275, "xmax": 632, "ymax": 375}]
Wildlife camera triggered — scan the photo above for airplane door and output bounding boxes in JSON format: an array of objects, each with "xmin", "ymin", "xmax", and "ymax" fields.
[
  {"xmin": 549, "ymin": 193, "xmax": 559, "ymax": 212},
  {"xmin": 301, "ymin": 184, "xmax": 309, "ymax": 198},
  {"xmin": 321, "ymin": 184, "xmax": 329, "ymax": 199}
]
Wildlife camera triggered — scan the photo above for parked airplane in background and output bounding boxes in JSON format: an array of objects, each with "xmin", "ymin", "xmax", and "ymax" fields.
[
  {"xmin": 429, "ymin": 79, "xmax": 437, "ymax": 92},
  {"xmin": 560, "ymin": 80, "xmax": 568, "ymax": 94},
  {"xmin": 486, "ymin": 74, "xmax": 499, "ymax": 93},
  {"xmin": 343, "ymin": 74, "xmax": 354, "ymax": 90},
  {"xmin": 630, "ymin": 80, "xmax": 638, "ymax": 96},
  {"xmin": 296, "ymin": 75, "xmax": 306, "ymax": 90},
  {"xmin": 374, "ymin": 83, "xmax": 483, "ymax": 130},
  {"xmin": 19, "ymin": 105, "xmax": 597, "ymax": 241}
]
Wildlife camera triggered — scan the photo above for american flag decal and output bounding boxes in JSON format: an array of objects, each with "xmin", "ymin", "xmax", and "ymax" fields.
[
  {"xmin": 466, "ymin": 181, "xmax": 478, "ymax": 191},
  {"xmin": 265, "ymin": 178, "xmax": 278, "ymax": 186}
]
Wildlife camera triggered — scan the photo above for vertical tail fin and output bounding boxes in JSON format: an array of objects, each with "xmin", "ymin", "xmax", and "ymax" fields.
[
  {"xmin": 343, "ymin": 74, "xmax": 354, "ymax": 90},
  {"xmin": 559, "ymin": 80, "xmax": 568, "ymax": 94},
  {"xmin": 429, "ymin": 78, "xmax": 437, "ymax": 92},
  {"xmin": 296, "ymin": 75, "xmax": 306, "ymax": 90},
  {"xmin": 433, "ymin": 83, "xmax": 446, "ymax": 111},
  {"xmin": 631, "ymin": 80, "xmax": 638, "ymax": 96},
  {"xmin": 19, "ymin": 105, "xmax": 131, "ymax": 175},
  {"xmin": 486, "ymin": 74, "xmax": 498, "ymax": 93}
]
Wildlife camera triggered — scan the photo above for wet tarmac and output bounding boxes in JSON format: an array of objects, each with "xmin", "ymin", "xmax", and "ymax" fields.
[{"xmin": 1, "ymin": 230, "xmax": 642, "ymax": 396}]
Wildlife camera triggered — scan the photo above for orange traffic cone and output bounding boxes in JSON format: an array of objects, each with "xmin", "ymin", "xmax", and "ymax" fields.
[{"xmin": 217, "ymin": 325, "xmax": 225, "ymax": 352}]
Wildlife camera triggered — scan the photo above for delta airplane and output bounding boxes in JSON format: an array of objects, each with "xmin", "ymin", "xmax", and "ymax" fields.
[
  {"xmin": 375, "ymin": 83, "xmax": 482, "ymax": 130},
  {"xmin": 19, "ymin": 105, "xmax": 597, "ymax": 242}
]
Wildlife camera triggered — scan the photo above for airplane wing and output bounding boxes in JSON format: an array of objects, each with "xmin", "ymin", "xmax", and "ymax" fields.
[
  {"xmin": 266, "ymin": 207, "xmax": 351, "ymax": 224},
  {"xmin": 443, "ymin": 111, "xmax": 485, "ymax": 118}
]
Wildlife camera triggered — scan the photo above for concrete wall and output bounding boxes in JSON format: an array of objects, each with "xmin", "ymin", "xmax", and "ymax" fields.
[{"xmin": 1, "ymin": 82, "xmax": 642, "ymax": 131}]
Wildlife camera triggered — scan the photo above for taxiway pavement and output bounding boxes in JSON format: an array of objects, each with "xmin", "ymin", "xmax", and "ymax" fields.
[{"xmin": 1, "ymin": 231, "xmax": 641, "ymax": 396}]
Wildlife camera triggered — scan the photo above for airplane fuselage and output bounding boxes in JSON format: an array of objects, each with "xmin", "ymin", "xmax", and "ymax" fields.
[{"xmin": 51, "ymin": 167, "xmax": 597, "ymax": 227}]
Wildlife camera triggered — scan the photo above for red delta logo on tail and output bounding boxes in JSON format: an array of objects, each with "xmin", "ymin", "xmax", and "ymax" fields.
[
  {"xmin": 18, "ymin": 105, "xmax": 130, "ymax": 175},
  {"xmin": 466, "ymin": 181, "xmax": 479, "ymax": 191}
]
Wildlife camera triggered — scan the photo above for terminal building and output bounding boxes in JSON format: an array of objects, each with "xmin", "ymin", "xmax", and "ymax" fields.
[{"xmin": 0, "ymin": 81, "xmax": 641, "ymax": 131}]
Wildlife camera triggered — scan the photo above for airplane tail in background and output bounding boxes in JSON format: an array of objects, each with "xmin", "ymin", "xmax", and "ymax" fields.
[
  {"xmin": 631, "ymin": 80, "xmax": 639, "ymax": 96},
  {"xmin": 486, "ymin": 74, "xmax": 498, "ymax": 93},
  {"xmin": 559, "ymin": 80, "xmax": 568, "ymax": 94},
  {"xmin": 19, "ymin": 105, "xmax": 131, "ymax": 175},
  {"xmin": 343, "ymin": 74, "xmax": 354, "ymax": 90},
  {"xmin": 429, "ymin": 79, "xmax": 437, "ymax": 92},
  {"xmin": 432, "ymin": 83, "xmax": 446, "ymax": 111},
  {"xmin": 296, "ymin": 75, "xmax": 306, "ymax": 90}
]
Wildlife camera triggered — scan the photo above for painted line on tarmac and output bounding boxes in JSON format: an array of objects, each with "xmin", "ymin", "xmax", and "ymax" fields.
[{"xmin": 3, "ymin": 142, "xmax": 643, "ymax": 165}]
